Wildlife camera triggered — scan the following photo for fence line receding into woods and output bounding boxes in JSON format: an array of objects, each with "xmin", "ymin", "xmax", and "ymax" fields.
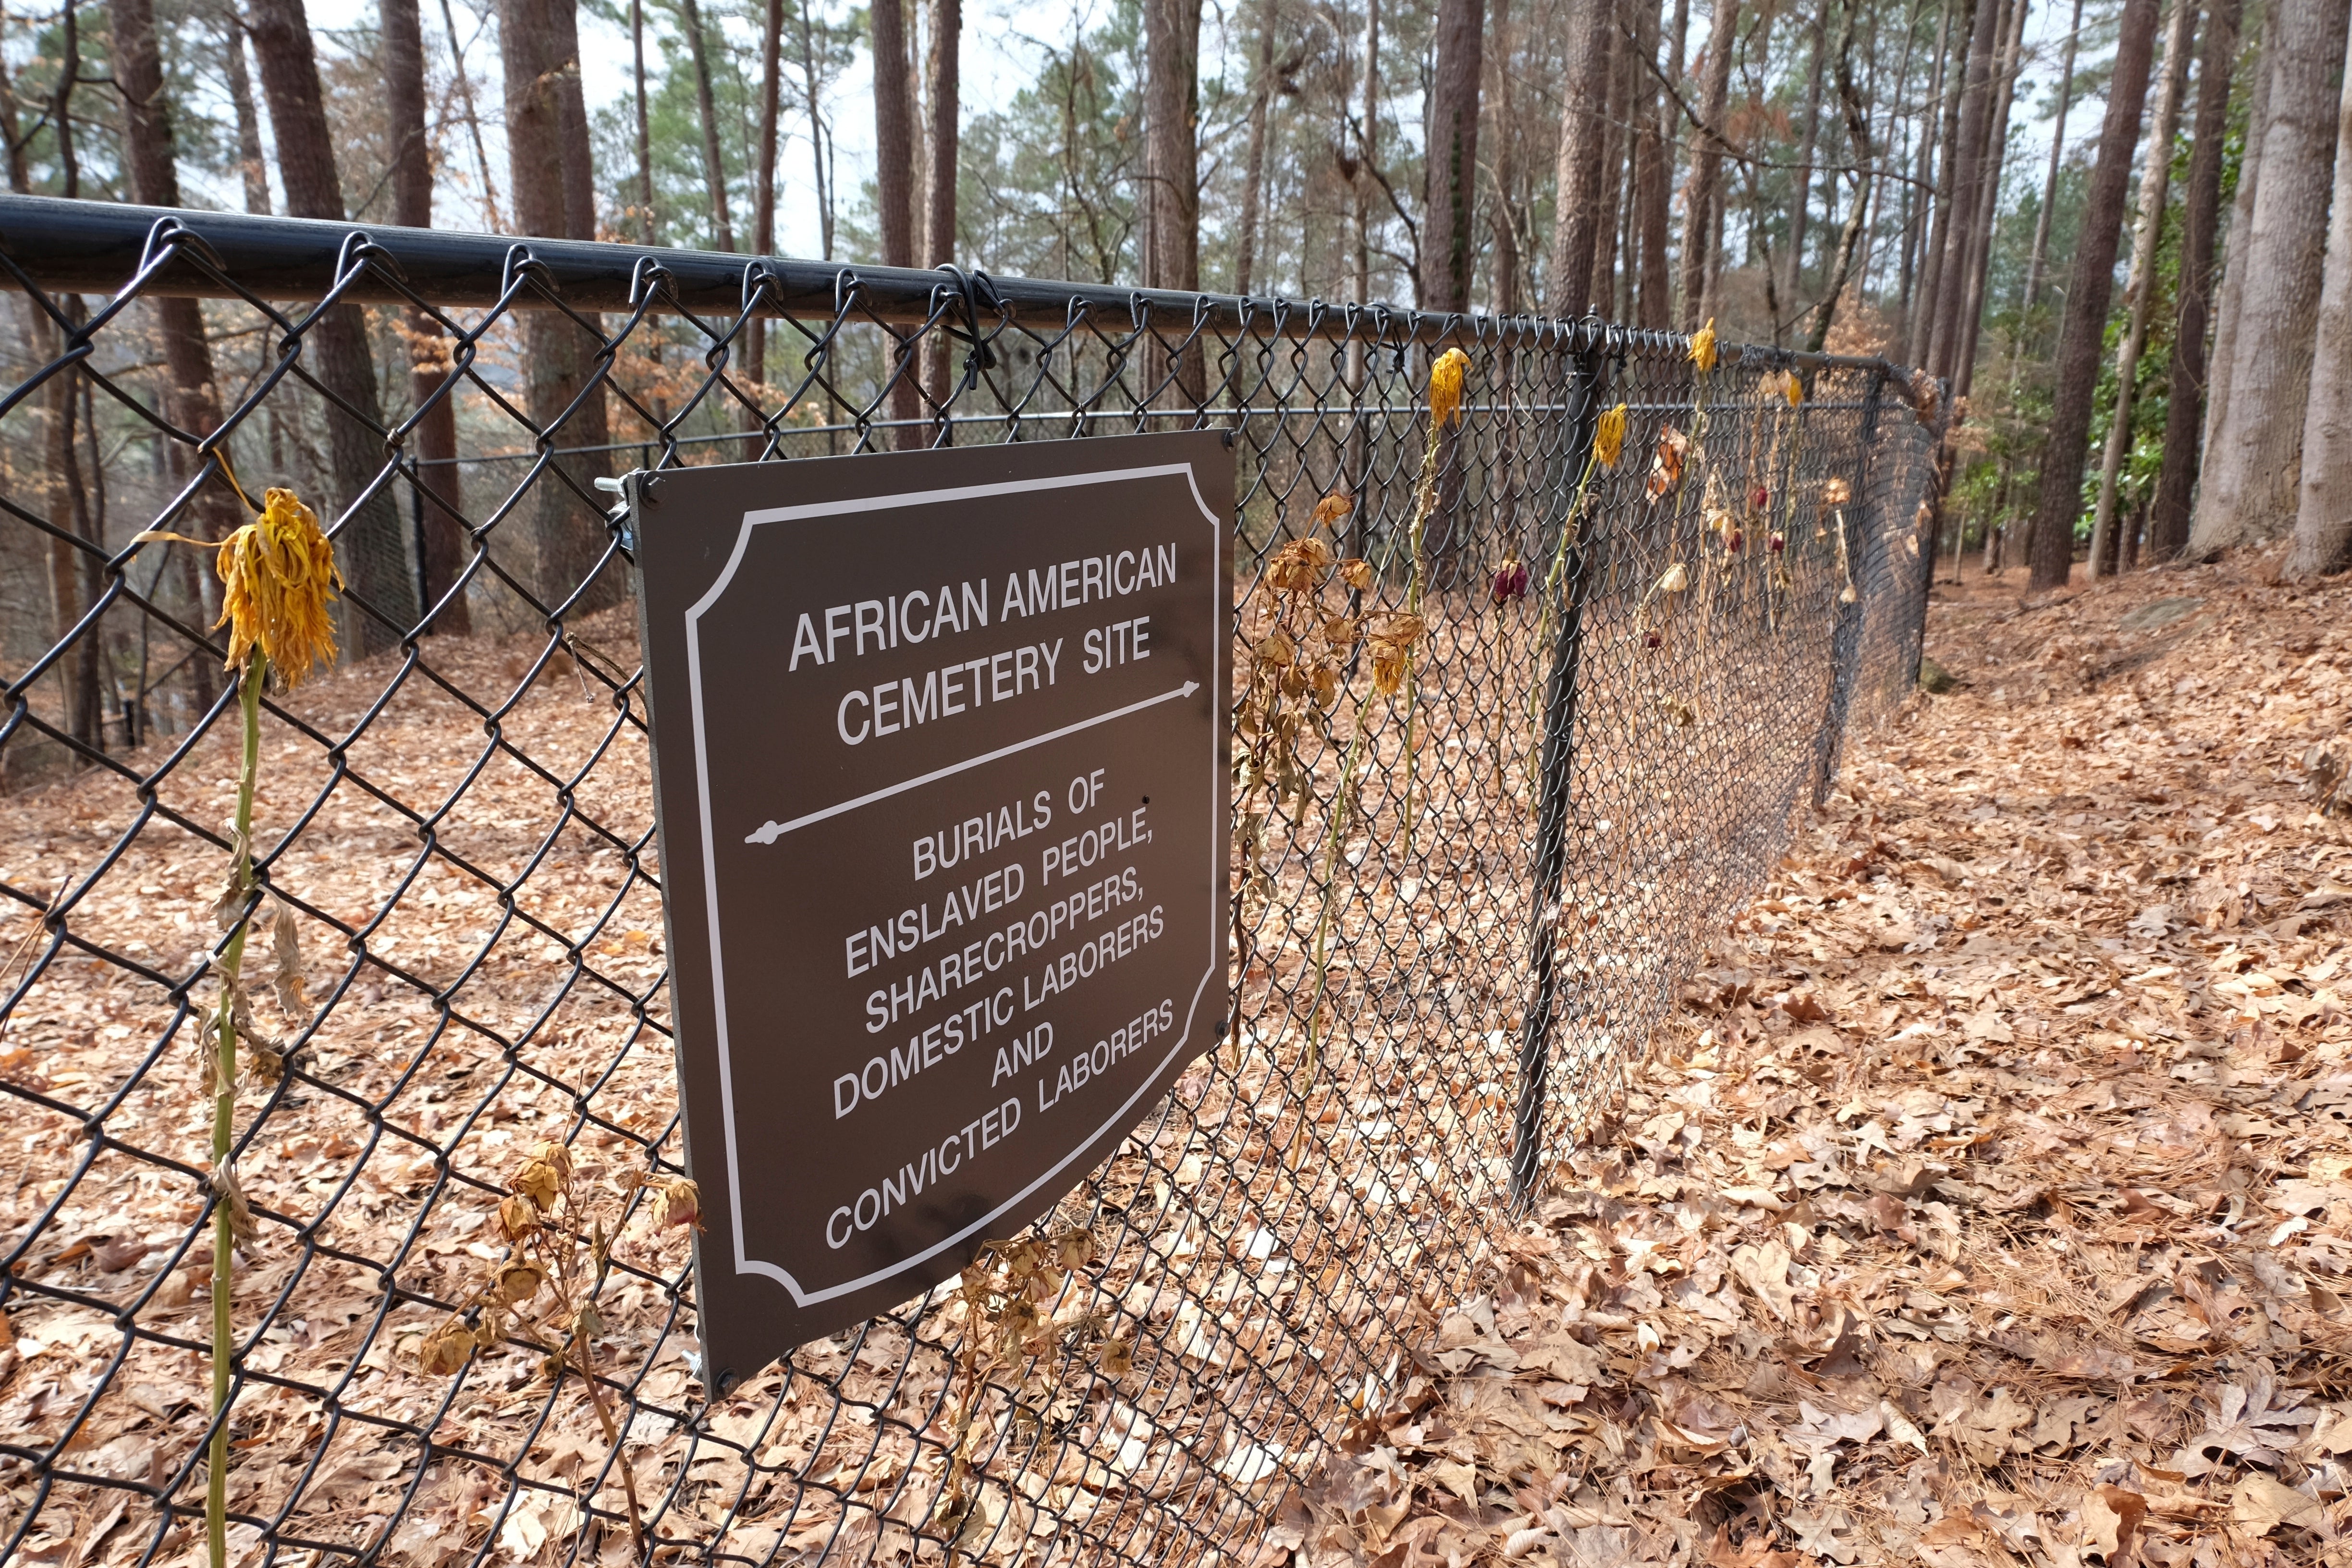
[{"xmin": 0, "ymin": 198, "xmax": 1940, "ymax": 1568}]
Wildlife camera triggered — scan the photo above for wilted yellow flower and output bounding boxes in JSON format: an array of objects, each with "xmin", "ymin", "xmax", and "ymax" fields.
[
  {"xmin": 1311, "ymin": 492, "xmax": 1355, "ymax": 533},
  {"xmin": 1657, "ymin": 562, "xmax": 1690, "ymax": 594},
  {"xmin": 1339, "ymin": 558, "xmax": 1374, "ymax": 592},
  {"xmin": 1823, "ymin": 477, "xmax": 1852, "ymax": 505},
  {"xmin": 1592, "ymin": 403, "xmax": 1629, "ymax": 469},
  {"xmin": 1784, "ymin": 371, "xmax": 1803, "ymax": 408},
  {"xmin": 1688, "ymin": 318, "xmax": 1718, "ymax": 375},
  {"xmin": 215, "ymin": 488, "xmax": 343, "ymax": 686},
  {"xmin": 1430, "ymin": 348, "xmax": 1472, "ymax": 429}
]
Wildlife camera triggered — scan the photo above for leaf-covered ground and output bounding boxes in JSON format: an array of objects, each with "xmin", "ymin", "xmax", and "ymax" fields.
[{"xmin": 1278, "ymin": 551, "xmax": 2352, "ymax": 1568}]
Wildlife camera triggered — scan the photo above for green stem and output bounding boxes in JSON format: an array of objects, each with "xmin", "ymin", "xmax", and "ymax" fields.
[{"xmin": 208, "ymin": 648, "xmax": 263, "ymax": 1568}]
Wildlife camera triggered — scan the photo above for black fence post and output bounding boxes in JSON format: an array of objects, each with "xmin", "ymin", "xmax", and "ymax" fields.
[{"xmin": 1508, "ymin": 331, "xmax": 1610, "ymax": 1208}]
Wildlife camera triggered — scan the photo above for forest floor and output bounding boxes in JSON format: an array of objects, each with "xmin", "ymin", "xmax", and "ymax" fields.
[{"xmin": 1276, "ymin": 547, "xmax": 2352, "ymax": 1568}]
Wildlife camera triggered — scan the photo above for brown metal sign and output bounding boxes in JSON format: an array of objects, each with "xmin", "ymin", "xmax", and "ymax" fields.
[{"xmin": 628, "ymin": 432, "xmax": 1232, "ymax": 1383}]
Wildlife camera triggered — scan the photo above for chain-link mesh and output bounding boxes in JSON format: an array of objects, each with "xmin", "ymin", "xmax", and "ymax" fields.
[{"xmin": 0, "ymin": 199, "xmax": 1941, "ymax": 1568}]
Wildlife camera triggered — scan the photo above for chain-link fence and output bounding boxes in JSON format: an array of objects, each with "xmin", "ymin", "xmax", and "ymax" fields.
[{"xmin": 0, "ymin": 197, "xmax": 1940, "ymax": 1568}]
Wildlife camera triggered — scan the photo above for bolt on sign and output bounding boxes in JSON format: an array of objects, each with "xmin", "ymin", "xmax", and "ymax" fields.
[{"xmin": 628, "ymin": 432, "xmax": 1233, "ymax": 1384}]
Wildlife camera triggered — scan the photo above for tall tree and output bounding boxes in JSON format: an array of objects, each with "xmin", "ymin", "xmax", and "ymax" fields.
[
  {"xmin": 1423, "ymin": 0, "xmax": 1483, "ymax": 311},
  {"xmin": 2025, "ymin": 0, "xmax": 2159, "ymax": 589},
  {"xmin": 1803, "ymin": 0, "xmax": 1873, "ymax": 354},
  {"xmin": 384, "ymin": 0, "xmax": 467, "ymax": 633},
  {"xmin": 2291, "ymin": 13, "xmax": 2352, "ymax": 577},
  {"xmin": 1588, "ymin": 0, "xmax": 1632, "ymax": 313},
  {"xmin": 2021, "ymin": 0, "xmax": 2083, "ymax": 314},
  {"xmin": 2089, "ymin": 0, "xmax": 2194, "ymax": 576},
  {"xmin": 1143, "ymin": 0, "xmax": 1202, "ymax": 293},
  {"xmin": 1783, "ymin": 12, "xmax": 1827, "ymax": 318},
  {"xmin": 1901, "ymin": 0, "xmax": 1957, "ymax": 356},
  {"xmin": 1951, "ymin": 0, "xmax": 2024, "ymax": 402},
  {"xmin": 110, "ymin": 0, "xmax": 224, "ymax": 703},
  {"xmin": 440, "ymin": 0, "xmax": 504, "ymax": 232},
  {"xmin": 213, "ymin": 6, "xmax": 272, "ymax": 215},
  {"xmin": 794, "ymin": 0, "xmax": 838, "ymax": 258},
  {"xmin": 925, "ymin": 0, "xmax": 960, "ymax": 264},
  {"xmin": 1353, "ymin": 0, "xmax": 1380, "ymax": 312},
  {"xmin": 679, "ymin": 0, "xmax": 737, "ymax": 252},
  {"xmin": 1548, "ymin": 0, "xmax": 1614, "ymax": 314},
  {"xmin": 1235, "ymin": 0, "xmax": 1278, "ymax": 294},
  {"xmin": 1677, "ymin": 0, "xmax": 1738, "ymax": 326},
  {"xmin": 1144, "ymin": 0, "xmax": 1203, "ymax": 405},
  {"xmin": 747, "ymin": 0, "xmax": 784, "ymax": 394},
  {"xmin": 498, "ymin": 0, "xmax": 620, "ymax": 606},
  {"xmin": 1631, "ymin": 0, "xmax": 1671, "ymax": 327},
  {"xmin": 2196, "ymin": 4, "xmax": 2270, "ymax": 478},
  {"xmin": 2189, "ymin": 0, "xmax": 2352, "ymax": 556},
  {"xmin": 1485, "ymin": 0, "xmax": 1521, "ymax": 312},
  {"xmin": 872, "ymin": 0, "xmax": 919, "ymax": 442},
  {"xmin": 1925, "ymin": 0, "xmax": 2001, "ymax": 380},
  {"xmin": 247, "ymin": 0, "xmax": 418, "ymax": 651},
  {"xmin": 2148, "ymin": 0, "xmax": 2242, "ymax": 561},
  {"xmin": 633, "ymin": 0, "xmax": 657, "ymax": 242}
]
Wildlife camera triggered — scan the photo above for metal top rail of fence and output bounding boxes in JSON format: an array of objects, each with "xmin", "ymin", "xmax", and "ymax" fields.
[{"xmin": 0, "ymin": 196, "xmax": 1941, "ymax": 1568}]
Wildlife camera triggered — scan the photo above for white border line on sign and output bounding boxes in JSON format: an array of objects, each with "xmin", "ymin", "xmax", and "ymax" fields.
[{"xmin": 682, "ymin": 462, "xmax": 1224, "ymax": 1306}]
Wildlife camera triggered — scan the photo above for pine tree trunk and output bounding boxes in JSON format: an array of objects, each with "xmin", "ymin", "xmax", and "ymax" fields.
[
  {"xmin": 796, "ymin": 0, "xmax": 835, "ymax": 258},
  {"xmin": 550, "ymin": 0, "xmax": 596, "ymax": 244},
  {"xmin": 679, "ymin": 0, "xmax": 736, "ymax": 252},
  {"xmin": 1677, "ymin": 0, "xmax": 1738, "ymax": 327},
  {"xmin": 2148, "ymin": 0, "xmax": 2242, "ymax": 562},
  {"xmin": 384, "ymin": 0, "xmax": 467, "ymax": 632},
  {"xmin": 2026, "ymin": 0, "xmax": 2160, "ymax": 590},
  {"xmin": 109, "ymin": 0, "xmax": 220, "ymax": 706},
  {"xmin": 2289, "ymin": 16, "xmax": 2352, "ymax": 577},
  {"xmin": 1588, "ymin": 0, "xmax": 1632, "ymax": 313},
  {"xmin": 921, "ymin": 0, "xmax": 960, "ymax": 432},
  {"xmin": 1423, "ymin": 0, "xmax": 1484, "ymax": 312},
  {"xmin": 1548, "ymin": 0, "xmax": 1614, "ymax": 314},
  {"xmin": 1950, "ymin": 0, "xmax": 2023, "ymax": 403},
  {"xmin": 439, "ymin": 0, "xmax": 504, "ymax": 232},
  {"xmin": 1487, "ymin": 0, "xmax": 1522, "ymax": 313},
  {"xmin": 214, "ymin": 6, "xmax": 272, "ymax": 216},
  {"xmin": 1785, "ymin": 13, "xmax": 1826, "ymax": 317},
  {"xmin": 633, "ymin": 0, "xmax": 657, "ymax": 241},
  {"xmin": 870, "ymin": 0, "xmax": 919, "ymax": 443},
  {"xmin": 1632, "ymin": 0, "xmax": 1671, "ymax": 328},
  {"xmin": 1908, "ymin": 0, "xmax": 1967, "ymax": 367},
  {"xmin": 1803, "ymin": 0, "xmax": 1871, "ymax": 355},
  {"xmin": 1235, "ymin": 0, "xmax": 1278, "ymax": 295},
  {"xmin": 1143, "ymin": 0, "xmax": 1204, "ymax": 404},
  {"xmin": 1925, "ymin": 0, "xmax": 2000, "ymax": 380},
  {"xmin": 2089, "ymin": 0, "xmax": 2194, "ymax": 577},
  {"xmin": 248, "ymin": 0, "xmax": 417, "ymax": 652},
  {"xmin": 924, "ymin": 0, "xmax": 960, "ymax": 265},
  {"xmin": 499, "ymin": 0, "xmax": 619, "ymax": 606},
  {"xmin": 2190, "ymin": 0, "xmax": 2351, "ymax": 556},
  {"xmin": 2022, "ymin": 0, "xmax": 2083, "ymax": 314},
  {"xmin": 748, "ymin": 0, "xmax": 784, "ymax": 394},
  {"xmin": 2197, "ymin": 5, "xmax": 2274, "ymax": 505}
]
